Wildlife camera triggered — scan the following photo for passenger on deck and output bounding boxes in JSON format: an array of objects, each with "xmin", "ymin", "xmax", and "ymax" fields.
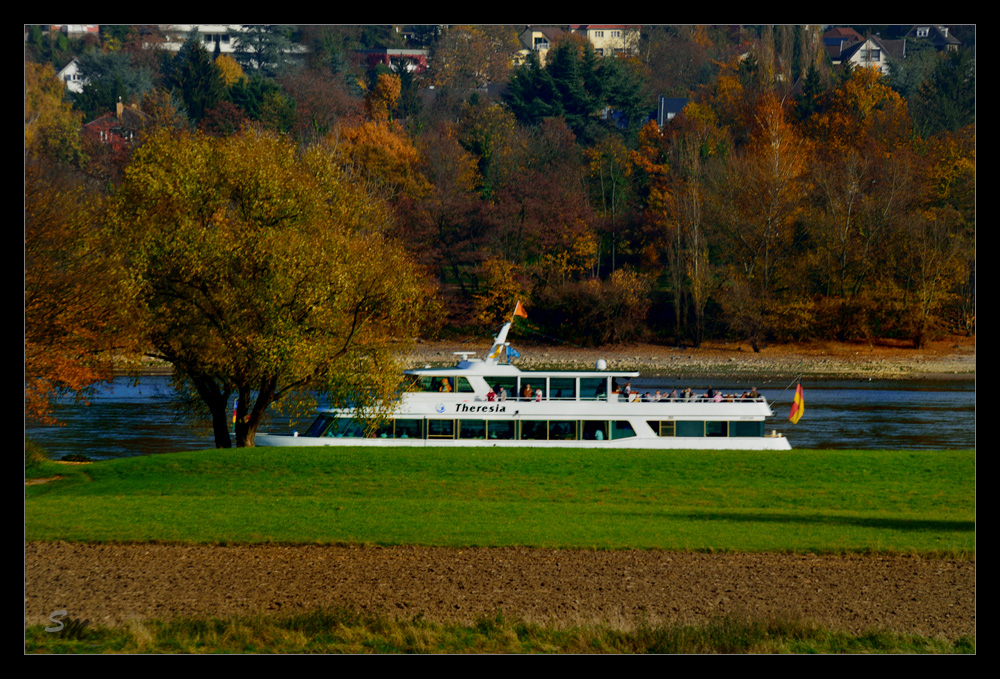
[
  {"xmin": 497, "ymin": 386, "xmax": 508, "ymax": 401},
  {"xmin": 486, "ymin": 387, "xmax": 496, "ymax": 401},
  {"xmin": 535, "ymin": 389, "xmax": 543, "ymax": 402},
  {"xmin": 521, "ymin": 384, "xmax": 533, "ymax": 400}
]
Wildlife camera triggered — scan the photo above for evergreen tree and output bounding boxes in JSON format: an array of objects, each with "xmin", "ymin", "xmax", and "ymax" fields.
[
  {"xmin": 913, "ymin": 49, "xmax": 975, "ymax": 135},
  {"xmin": 167, "ymin": 39, "xmax": 224, "ymax": 123}
]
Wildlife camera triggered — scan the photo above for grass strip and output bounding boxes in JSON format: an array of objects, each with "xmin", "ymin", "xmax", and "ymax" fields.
[{"xmin": 24, "ymin": 609, "xmax": 975, "ymax": 654}]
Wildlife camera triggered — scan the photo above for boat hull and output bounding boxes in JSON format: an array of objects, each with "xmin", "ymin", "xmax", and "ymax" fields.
[{"xmin": 255, "ymin": 432, "xmax": 792, "ymax": 451}]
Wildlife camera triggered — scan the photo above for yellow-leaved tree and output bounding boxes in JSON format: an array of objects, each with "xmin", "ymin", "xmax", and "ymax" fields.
[{"xmin": 109, "ymin": 127, "xmax": 427, "ymax": 447}]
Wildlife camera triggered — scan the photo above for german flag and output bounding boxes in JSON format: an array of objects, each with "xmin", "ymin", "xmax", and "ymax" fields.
[{"xmin": 789, "ymin": 383, "xmax": 805, "ymax": 424}]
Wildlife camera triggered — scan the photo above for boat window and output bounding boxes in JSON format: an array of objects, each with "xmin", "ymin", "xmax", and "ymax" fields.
[
  {"xmin": 395, "ymin": 419, "xmax": 423, "ymax": 439},
  {"xmin": 427, "ymin": 419, "xmax": 455, "ymax": 438},
  {"xmin": 455, "ymin": 377, "xmax": 475, "ymax": 393},
  {"xmin": 459, "ymin": 419, "xmax": 486, "ymax": 440},
  {"xmin": 706, "ymin": 421, "xmax": 729, "ymax": 437},
  {"xmin": 486, "ymin": 376, "xmax": 517, "ymax": 398},
  {"xmin": 487, "ymin": 421, "xmax": 515, "ymax": 440},
  {"xmin": 580, "ymin": 378, "xmax": 608, "ymax": 400},
  {"xmin": 647, "ymin": 421, "xmax": 676, "ymax": 437},
  {"xmin": 304, "ymin": 414, "xmax": 335, "ymax": 437},
  {"xmin": 610, "ymin": 421, "xmax": 636, "ymax": 440},
  {"xmin": 548, "ymin": 420, "xmax": 577, "ymax": 440},
  {"xmin": 326, "ymin": 418, "xmax": 365, "ymax": 438},
  {"xmin": 404, "ymin": 375, "xmax": 449, "ymax": 392},
  {"xmin": 516, "ymin": 380, "xmax": 541, "ymax": 401},
  {"xmin": 433, "ymin": 377, "xmax": 455, "ymax": 393},
  {"xmin": 549, "ymin": 378, "xmax": 577, "ymax": 400},
  {"xmin": 676, "ymin": 421, "xmax": 705, "ymax": 437},
  {"xmin": 731, "ymin": 421, "xmax": 764, "ymax": 437},
  {"xmin": 520, "ymin": 420, "xmax": 548, "ymax": 440},
  {"xmin": 581, "ymin": 421, "xmax": 608, "ymax": 441}
]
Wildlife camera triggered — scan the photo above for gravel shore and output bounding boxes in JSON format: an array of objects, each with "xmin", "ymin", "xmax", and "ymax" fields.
[{"xmin": 402, "ymin": 334, "xmax": 975, "ymax": 382}]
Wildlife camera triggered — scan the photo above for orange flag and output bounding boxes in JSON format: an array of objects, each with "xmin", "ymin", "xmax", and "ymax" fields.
[
  {"xmin": 513, "ymin": 301, "xmax": 528, "ymax": 318},
  {"xmin": 789, "ymin": 383, "xmax": 805, "ymax": 424}
]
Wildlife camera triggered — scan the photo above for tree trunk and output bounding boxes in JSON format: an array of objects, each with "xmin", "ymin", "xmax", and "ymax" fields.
[{"xmin": 188, "ymin": 373, "xmax": 233, "ymax": 448}]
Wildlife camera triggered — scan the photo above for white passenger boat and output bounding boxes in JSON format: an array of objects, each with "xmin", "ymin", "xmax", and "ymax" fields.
[{"xmin": 256, "ymin": 319, "xmax": 792, "ymax": 450}]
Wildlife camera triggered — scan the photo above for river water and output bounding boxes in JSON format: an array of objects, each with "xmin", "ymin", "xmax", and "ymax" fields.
[{"xmin": 25, "ymin": 375, "xmax": 975, "ymax": 459}]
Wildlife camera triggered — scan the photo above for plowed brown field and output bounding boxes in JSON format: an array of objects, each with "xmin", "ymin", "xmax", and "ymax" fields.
[{"xmin": 25, "ymin": 542, "xmax": 974, "ymax": 640}]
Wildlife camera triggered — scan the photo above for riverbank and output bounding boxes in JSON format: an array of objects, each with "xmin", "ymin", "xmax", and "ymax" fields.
[
  {"xmin": 126, "ymin": 334, "xmax": 974, "ymax": 381},
  {"xmin": 403, "ymin": 334, "xmax": 976, "ymax": 381}
]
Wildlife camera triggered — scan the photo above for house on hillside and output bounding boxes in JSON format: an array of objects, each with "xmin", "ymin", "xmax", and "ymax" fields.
[
  {"xmin": 517, "ymin": 26, "xmax": 566, "ymax": 65},
  {"xmin": 905, "ymin": 25, "xmax": 961, "ymax": 52},
  {"xmin": 657, "ymin": 96, "xmax": 688, "ymax": 129},
  {"xmin": 56, "ymin": 57, "xmax": 86, "ymax": 94},
  {"xmin": 351, "ymin": 48, "xmax": 429, "ymax": 73},
  {"xmin": 823, "ymin": 28, "xmax": 905, "ymax": 75},
  {"xmin": 570, "ymin": 25, "xmax": 640, "ymax": 56},
  {"xmin": 82, "ymin": 100, "xmax": 146, "ymax": 151}
]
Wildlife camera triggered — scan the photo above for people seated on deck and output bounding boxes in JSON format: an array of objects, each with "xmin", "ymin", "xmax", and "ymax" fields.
[{"xmin": 749, "ymin": 387, "xmax": 760, "ymax": 400}]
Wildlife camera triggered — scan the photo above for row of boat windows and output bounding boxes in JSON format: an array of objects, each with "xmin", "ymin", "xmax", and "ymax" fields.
[
  {"xmin": 305, "ymin": 416, "xmax": 765, "ymax": 440},
  {"xmin": 405, "ymin": 375, "xmax": 609, "ymax": 399}
]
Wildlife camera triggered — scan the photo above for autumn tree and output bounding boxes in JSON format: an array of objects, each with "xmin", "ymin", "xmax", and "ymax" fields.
[
  {"xmin": 25, "ymin": 160, "xmax": 137, "ymax": 424},
  {"xmin": 109, "ymin": 128, "xmax": 426, "ymax": 447},
  {"xmin": 399, "ymin": 121, "xmax": 484, "ymax": 297},
  {"xmin": 634, "ymin": 105, "xmax": 725, "ymax": 346},
  {"xmin": 710, "ymin": 93, "xmax": 807, "ymax": 350},
  {"xmin": 431, "ymin": 25, "xmax": 520, "ymax": 89},
  {"xmin": 25, "ymin": 63, "xmax": 136, "ymax": 422},
  {"xmin": 278, "ymin": 66, "xmax": 362, "ymax": 143},
  {"xmin": 214, "ymin": 53, "xmax": 246, "ymax": 87}
]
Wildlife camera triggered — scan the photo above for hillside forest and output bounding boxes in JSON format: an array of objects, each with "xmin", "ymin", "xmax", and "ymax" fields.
[{"xmin": 25, "ymin": 24, "xmax": 975, "ymax": 433}]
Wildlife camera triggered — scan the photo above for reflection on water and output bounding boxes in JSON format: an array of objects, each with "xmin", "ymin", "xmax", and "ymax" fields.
[{"xmin": 25, "ymin": 376, "xmax": 975, "ymax": 459}]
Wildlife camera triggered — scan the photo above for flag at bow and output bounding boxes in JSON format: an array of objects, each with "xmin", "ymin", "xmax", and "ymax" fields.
[
  {"xmin": 789, "ymin": 383, "xmax": 805, "ymax": 424},
  {"xmin": 513, "ymin": 300, "xmax": 528, "ymax": 319}
]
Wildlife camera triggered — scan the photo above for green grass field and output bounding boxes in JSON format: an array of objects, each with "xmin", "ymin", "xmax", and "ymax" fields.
[{"xmin": 25, "ymin": 446, "xmax": 974, "ymax": 555}]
